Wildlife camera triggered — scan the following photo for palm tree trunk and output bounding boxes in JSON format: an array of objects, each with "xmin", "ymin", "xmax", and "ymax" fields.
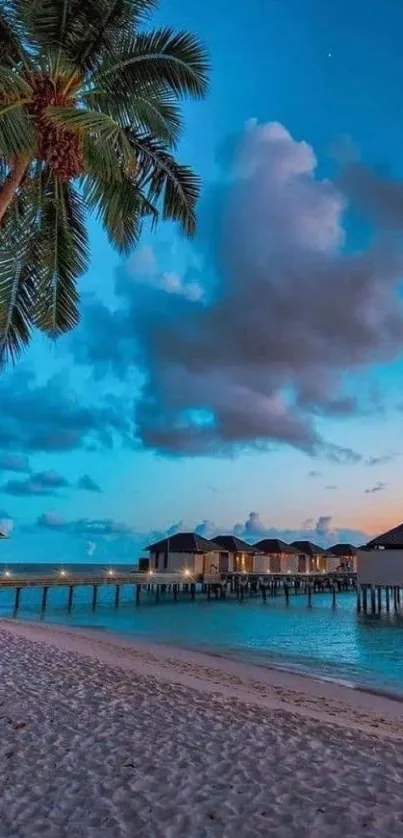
[{"xmin": 0, "ymin": 156, "xmax": 29, "ymax": 225}]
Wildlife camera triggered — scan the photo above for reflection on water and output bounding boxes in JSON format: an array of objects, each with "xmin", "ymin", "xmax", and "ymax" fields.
[{"xmin": 2, "ymin": 567, "xmax": 403, "ymax": 696}]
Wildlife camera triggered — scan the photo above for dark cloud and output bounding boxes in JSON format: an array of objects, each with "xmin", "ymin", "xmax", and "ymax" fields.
[
  {"xmin": 0, "ymin": 454, "xmax": 31, "ymax": 473},
  {"xmin": 342, "ymin": 163, "xmax": 403, "ymax": 231},
  {"xmin": 71, "ymin": 121, "xmax": 403, "ymax": 458},
  {"xmin": 365, "ymin": 454, "xmax": 395, "ymax": 466},
  {"xmin": 364, "ymin": 482, "xmax": 386, "ymax": 494},
  {"xmin": 77, "ymin": 474, "xmax": 102, "ymax": 493},
  {"xmin": 2, "ymin": 470, "xmax": 69, "ymax": 496},
  {"xmin": 0, "ymin": 371, "xmax": 133, "ymax": 454},
  {"xmin": 36, "ymin": 514, "xmax": 131, "ymax": 535}
]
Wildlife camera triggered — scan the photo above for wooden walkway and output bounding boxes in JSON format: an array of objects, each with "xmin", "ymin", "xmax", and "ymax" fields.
[{"xmin": 0, "ymin": 570, "xmax": 357, "ymax": 614}]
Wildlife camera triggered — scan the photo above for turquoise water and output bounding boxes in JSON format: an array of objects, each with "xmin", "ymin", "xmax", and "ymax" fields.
[{"xmin": 2, "ymin": 564, "xmax": 403, "ymax": 696}]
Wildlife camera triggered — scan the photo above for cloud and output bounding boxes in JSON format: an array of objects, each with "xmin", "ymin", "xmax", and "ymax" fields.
[
  {"xmin": 77, "ymin": 474, "xmax": 102, "ymax": 493},
  {"xmin": 36, "ymin": 513, "xmax": 132, "ymax": 535},
  {"xmin": 127, "ymin": 245, "xmax": 204, "ymax": 302},
  {"xmin": 365, "ymin": 454, "xmax": 395, "ymax": 466},
  {"xmin": 364, "ymin": 482, "xmax": 386, "ymax": 494},
  {"xmin": 308, "ymin": 470, "xmax": 322, "ymax": 478},
  {"xmin": 2, "ymin": 471, "xmax": 69, "ymax": 496},
  {"xmin": 325, "ymin": 484, "xmax": 338, "ymax": 490},
  {"xmin": 71, "ymin": 120, "xmax": 403, "ymax": 459},
  {"xmin": 0, "ymin": 516, "xmax": 13, "ymax": 536},
  {"xmin": 0, "ymin": 454, "xmax": 31, "ymax": 473},
  {"xmin": 0, "ymin": 372, "xmax": 132, "ymax": 454},
  {"xmin": 32, "ymin": 514, "xmax": 181, "ymax": 564},
  {"xmin": 233, "ymin": 511, "xmax": 368, "ymax": 548}
]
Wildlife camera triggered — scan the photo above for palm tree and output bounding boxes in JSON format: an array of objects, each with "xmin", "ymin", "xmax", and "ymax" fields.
[{"xmin": 0, "ymin": 0, "xmax": 208, "ymax": 363}]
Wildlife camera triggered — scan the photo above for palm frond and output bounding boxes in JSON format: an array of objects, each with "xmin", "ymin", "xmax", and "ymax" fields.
[
  {"xmin": 76, "ymin": 0, "xmax": 159, "ymax": 70},
  {"xmin": 83, "ymin": 174, "xmax": 156, "ymax": 253},
  {"xmin": 126, "ymin": 130, "xmax": 200, "ymax": 236},
  {"xmin": 0, "ymin": 100, "xmax": 34, "ymax": 157},
  {"xmin": 0, "ymin": 5, "xmax": 24, "ymax": 64},
  {"xmin": 33, "ymin": 178, "xmax": 89, "ymax": 337},
  {"xmin": 95, "ymin": 28, "xmax": 209, "ymax": 100},
  {"xmin": 83, "ymin": 83, "xmax": 182, "ymax": 146},
  {"xmin": 0, "ymin": 206, "xmax": 38, "ymax": 365},
  {"xmin": 0, "ymin": 64, "xmax": 32, "ymax": 97}
]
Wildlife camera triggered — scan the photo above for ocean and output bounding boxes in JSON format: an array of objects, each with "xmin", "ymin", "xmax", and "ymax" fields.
[{"xmin": 2, "ymin": 562, "xmax": 403, "ymax": 697}]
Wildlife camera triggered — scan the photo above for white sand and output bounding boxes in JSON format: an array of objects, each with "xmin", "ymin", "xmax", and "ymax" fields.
[{"xmin": 1, "ymin": 621, "xmax": 403, "ymax": 837}]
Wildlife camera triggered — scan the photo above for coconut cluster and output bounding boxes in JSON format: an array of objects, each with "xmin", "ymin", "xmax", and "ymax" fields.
[{"xmin": 28, "ymin": 75, "xmax": 84, "ymax": 182}]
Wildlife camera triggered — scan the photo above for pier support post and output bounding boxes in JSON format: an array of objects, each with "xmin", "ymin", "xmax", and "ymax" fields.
[
  {"xmin": 261, "ymin": 584, "xmax": 267, "ymax": 602},
  {"xmin": 14, "ymin": 587, "xmax": 21, "ymax": 613},
  {"xmin": 370, "ymin": 587, "xmax": 376, "ymax": 615},
  {"xmin": 41, "ymin": 586, "xmax": 48, "ymax": 614},
  {"xmin": 386, "ymin": 586, "xmax": 390, "ymax": 613},
  {"xmin": 377, "ymin": 587, "xmax": 382, "ymax": 614},
  {"xmin": 207, "ymin": 584, "xmax": 211, "ymax": 600},
  {"xmin": 356, "ymin": 587, "xmax": 361, "ymax": 612},
  {"xmin": 92, "ymin": 584, "xmax": 98, "ymax": 612},
  {"xmin": 362, "ymin": 586, "xmax": 368, "ymax": 613},
  {"xmin": 173, "ymin": 584, "xmax": 178, "ymax": 601},
  {"xmin": 307, "ymin": 586, "xmax": 312, "ymax": 608},
  {"xmin": 68, "ymin": 585, "xmax": 74, "ymax": 613},
  {"xmin": 332, "ymin": 585, "xmax": 336, "ymax": 608},
  {"xmin": 284, "ymin": 583, "xmax": 289, "ymax": 605},
  {"xmin": 155, "ymin": 585, "xmax": 160, "ymax": 603},
  {"xmin": 394, "ymin": 587, "xmax": 398, "ymax": 611},
  {"xmin": 114, "ymin": 585, "xmax": 120, "ymax": 608},
  {"xmin": 136, "ymin": 585, "xmax": 141, "ymax": 606},
  {"xmin": 191, "ymin": 583, "xmax": 196, "ymax": 601}
]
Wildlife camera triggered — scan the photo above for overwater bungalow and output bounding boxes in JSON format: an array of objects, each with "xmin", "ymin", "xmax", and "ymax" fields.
[
  {"xmin": 253, "ymin": 539, "xmax": 300, "ymax": 574},
  {"xmin": 213, "ymin": 535, "xmax": 255, "ymax": 573},
  {"xmin": 291, "ymin": 540, "xmax": 329, "ymax": 573},
  {"xmin": 146, "ymin": 532, "xmax": 221, "ymax": 575},
  {"xmin": 328, "ymin": 543, "xmax": 357, "ymax": 572},
  {"xmin": 358, "ymin": 523, "xmax": 403, "ymax": 586}
]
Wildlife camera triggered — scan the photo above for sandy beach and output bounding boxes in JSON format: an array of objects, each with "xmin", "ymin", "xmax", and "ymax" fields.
[{"xmin": 1, "ymin": 621, "xmax": 403, "ymax": 837}]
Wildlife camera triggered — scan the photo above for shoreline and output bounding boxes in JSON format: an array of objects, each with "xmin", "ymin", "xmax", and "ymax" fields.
[
  {"xmin": 7, "ymin": 611, "xmax": 403, "ymax": 707},
  {"xmin": 3, "ymin": 618, "xmax": 403, "ymax": 738},
  {"xmin": 2, "ymin": 620, "xmax": 403, "ymax": 836}
]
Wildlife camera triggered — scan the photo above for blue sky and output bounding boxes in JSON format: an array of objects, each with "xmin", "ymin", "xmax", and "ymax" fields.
[{"xmin": 2, "ymin": 0, "xmax": 403, "ymax": 563}]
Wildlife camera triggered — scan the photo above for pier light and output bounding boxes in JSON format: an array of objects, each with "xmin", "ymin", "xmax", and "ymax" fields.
[
  {"xmin": 148, "ymin": 569, "xmax": 154, "ymax": 577},
  {"xmin": 266, "ymin": 569, "xmax": 271, "ymax": 574},
  {"xmin": 107, "ymin": 569, "xmax": 115, "ymax": 577},
  {"xmin": 4, "ymin": 570, "xmax": 11, "ymax": 578},
  {"xmin": 59, "ymin": 569, "xmax": 67, "ymax": 577},
  {"xmin": 287, "ymin": 570, "xmax": 291, "ymax": 575},
  {"xmin": 183, "ymin": 568, "xmax": 190, "ymax": 577}
]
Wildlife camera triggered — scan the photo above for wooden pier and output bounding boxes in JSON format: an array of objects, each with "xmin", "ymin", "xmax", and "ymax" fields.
[{"xmin": 0, "ymin": 570, "xmax": 357, "ymax": 615}]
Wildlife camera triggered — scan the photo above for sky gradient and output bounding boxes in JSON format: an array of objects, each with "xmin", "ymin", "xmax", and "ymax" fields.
[{"xmin": 2, "ymin": 0, "xmax": 403, "ymax": 563}]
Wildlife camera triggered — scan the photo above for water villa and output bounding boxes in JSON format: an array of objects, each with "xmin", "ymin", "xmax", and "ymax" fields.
[
  {"xmin": 253, "ymin": 539, "xmax": 300, "ymax": 574},
  {"xmin": 146, "ymin": 532, "xmax": 222, "ymax": 575},
  {"xmin": 213, "ymin": 535, "xmax": 255, "ymax": 573},
  {"xmin": 358, "ymin": 523, "xmax": 403, "ymax": 588},
  {"xmin": 290, "ymin": 540, "xmax": 333, "ymax": 573},
  {"xmin": 329, "ymin": 543, "xmax": 357, "ymax": 572},
  {"xmin": 144, "ymin": 532, "xmax": 354, "ymax": 576}
]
